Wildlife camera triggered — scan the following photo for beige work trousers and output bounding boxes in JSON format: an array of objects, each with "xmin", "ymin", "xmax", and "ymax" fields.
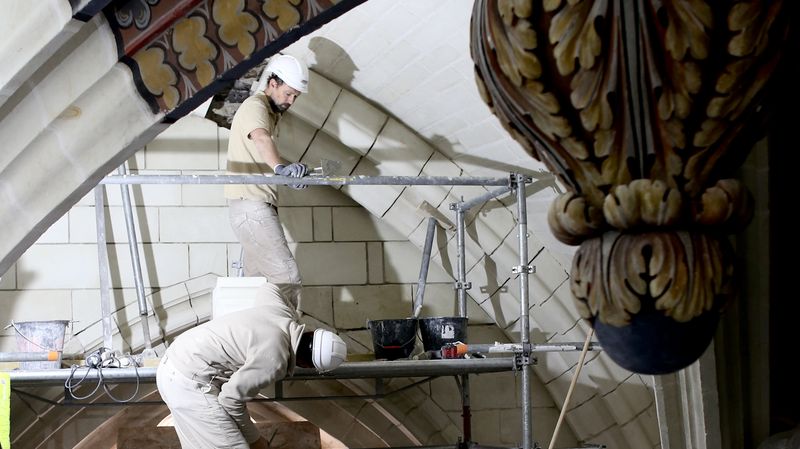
[
  {"xmin": 228, "ymin": 199, "xmax": 302, "ymax": 309},
  {"xmin": 156, "ymin": 356, "xmax": 250, "ymax": 448}
]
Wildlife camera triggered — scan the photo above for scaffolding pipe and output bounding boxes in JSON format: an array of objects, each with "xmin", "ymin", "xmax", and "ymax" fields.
[
  {"xmin": 94, "ymin": 186, "xmax": 114, "ymax": 350},
  {"xmin": 7, "ymin": 357, "xmax": 517, "ymax": 386},
  {"xmin": 99, "ymin": 174, "xmax": 510, "ymax": 186},
  {"xmin": 451, "ymin": 342, "xmax": 602, "ymax": 355},
  {"xmin": 455, "ymin": 208, "xmax": 468, "ymax": 317},
  {"xmin": 413, "ymin": 217, "xmax": 437, "ymax": 318},
  {"xmin": 456, "ymin": 185, "xmax": 513, "ymax": 212},
  {"xmin": 453, "ymin": 193, "xmax": 474, "ymax": 444},
  {"xmin": 515, "ymin": 174, "xmax": 533, "ymax": 449},
  {"xmin": 0, "ymin": 352, "xmax": 60, "ymax": 362},
  {"xmin": 461, "ymin": 374, "xmax": 472, "ymax": 443},
  {"xmin": 117, "ymin": 164, "xmax": 152, "ymax": 351}
]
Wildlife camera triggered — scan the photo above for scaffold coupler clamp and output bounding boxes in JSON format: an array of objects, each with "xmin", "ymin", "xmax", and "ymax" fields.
[
  {"xmin": 512, "ymin": 264, "xmax": 535, "ymax": 274},
  {"xmin": 514, "ymin": 343, "xmax": 535, "ymax": 370},
  {"xmin": 454, "ymin": 281, "xmax": 472, "ymax": 291},
  {"xmin": 509, "ymin": 172, "xmax": 533, "ymax": 187}
]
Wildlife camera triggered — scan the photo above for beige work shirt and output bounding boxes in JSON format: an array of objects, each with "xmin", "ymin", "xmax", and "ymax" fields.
[
  {"xmin": 224, "ymin": 92, "xmax": 281, "ymax": 204},
  {"xmin": 164, "ymin": 283, "xmax": 304, "ymax": 443}
]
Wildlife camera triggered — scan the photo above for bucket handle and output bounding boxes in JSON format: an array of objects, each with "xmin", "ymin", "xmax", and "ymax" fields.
[
  {"xmin": 7, "ymin": 321, "xmax": 51, "ymax": 351},
  {"xmin": 373, "ymin": 335, "xmax": 417, "ymax": 349},
  {"xmin": 5, "ymin": 320, "xmax": 69, "ymax": 352}
]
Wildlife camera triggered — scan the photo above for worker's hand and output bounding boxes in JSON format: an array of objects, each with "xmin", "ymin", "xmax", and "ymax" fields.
[
  {"xmin": 274, "ymin": 162, "xmax": 308, "ymax": 178},
  {"xmin": 274, "ymin": 163, "xmax": 308, "ymax": 190},
  {"xmin": 249, "ymin": 436, "xmax": 270, "ymax": 449}
]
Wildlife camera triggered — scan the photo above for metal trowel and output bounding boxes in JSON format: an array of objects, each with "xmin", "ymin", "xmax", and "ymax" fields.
[{"xmin": 311, "ymin": 158, "xmax": 343, "ymax": 176}]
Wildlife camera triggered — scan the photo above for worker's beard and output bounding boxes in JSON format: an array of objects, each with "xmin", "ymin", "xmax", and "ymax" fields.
[{"xmin": 268, "ymin": 96, "xmax": 289, "ymax": 113}]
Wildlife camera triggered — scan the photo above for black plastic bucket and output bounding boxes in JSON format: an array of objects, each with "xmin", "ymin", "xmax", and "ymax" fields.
[
  {"xmin": 367, "ymin": 318, "xmax": 418, "ymax": 360},
  {"xmin": 419, "ymin": 317, "xmax": 467, "ymax": 356}
]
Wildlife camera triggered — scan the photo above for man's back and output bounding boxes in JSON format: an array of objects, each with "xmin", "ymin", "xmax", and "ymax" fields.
[{"xmin": 165, "ymin": 283, "xmax": 304, "ymax": 397}]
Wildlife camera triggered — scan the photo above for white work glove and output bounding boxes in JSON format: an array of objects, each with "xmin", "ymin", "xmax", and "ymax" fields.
[{"xmin": 274, "ymin": 162, "xmax": 308, "ymax": 190}]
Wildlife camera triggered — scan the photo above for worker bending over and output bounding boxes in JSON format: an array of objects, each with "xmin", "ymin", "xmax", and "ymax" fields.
[{"xmin": 156, "ymin": 283, "xmax": 347, "ymax": 449}]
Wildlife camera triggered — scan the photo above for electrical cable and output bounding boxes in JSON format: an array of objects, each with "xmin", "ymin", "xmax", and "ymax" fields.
[
  {"xmin": 64, "ymin": 365, "xmax": 103, "ymax": 400},
  {"xmin": 99, "ymin": 355, "xmax": 140, "ymax": 403},
  {"xmin": 64, "ymin": 348, "xmax": 141, "ymax": 403}
]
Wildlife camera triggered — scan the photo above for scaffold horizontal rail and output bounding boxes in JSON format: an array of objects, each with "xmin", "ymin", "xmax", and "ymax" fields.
[
  {"xmin": 100, "ymin": 174, "xmax": 512, "ymax": 186},
  {"xmin": 7, "ymin": 357, "xmax": 518, "ymax": 386}
]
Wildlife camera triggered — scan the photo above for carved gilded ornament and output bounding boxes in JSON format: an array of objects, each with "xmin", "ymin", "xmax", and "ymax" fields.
[{"xmin": 472, "ymin": 0, "xmax": 787, "ymax": 373}]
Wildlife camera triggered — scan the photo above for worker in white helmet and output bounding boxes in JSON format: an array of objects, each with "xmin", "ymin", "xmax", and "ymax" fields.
[
  {"xmin": 225, "ymin": 53, "xmax": 311, "ymax": 311},
  {"xmin": 156, "ymin": 283, "xmax": 347, "ymax": 449}
]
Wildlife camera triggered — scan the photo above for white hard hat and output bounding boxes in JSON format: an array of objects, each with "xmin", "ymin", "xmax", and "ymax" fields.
[
  {"xmin": 312, "ymin": 328, "xmax": 347, "ymax": 372},
  {"xmin": 265, "ymin": 54, "xmax": 309, "ymax": 93}
]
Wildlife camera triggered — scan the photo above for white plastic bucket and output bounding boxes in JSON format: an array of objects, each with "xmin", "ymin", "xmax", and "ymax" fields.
[
  {"xmin": 212, "ymin": 276, "xmax": 268, "ymax": 319},
  {"xmin": 12, "ymin": 320, "xmax": 69, "ymax": 369}
]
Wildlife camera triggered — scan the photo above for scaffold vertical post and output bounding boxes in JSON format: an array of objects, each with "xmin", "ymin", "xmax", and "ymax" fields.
[
  {"xmin": 515, "ymin": 174, "xmax": 533, "ymax": 449},
  {"xmin": 117, "ymin": 163, "xmax": 153, "ymax": 352},
  {"xmin": 455, "ymin": 207, "xmax": 467, "ymax": 317},
  {"xmin": 94, "ymin": 186, "xmax": 114, "ymax": 351}
]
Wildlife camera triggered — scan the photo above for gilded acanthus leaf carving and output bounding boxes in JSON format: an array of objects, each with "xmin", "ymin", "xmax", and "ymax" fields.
[
  {"xmin": 728, "ymin": 1, "xmax": 781, "ymax": 57},
  {"xmin": 472, "ymin": 0, "xmax": 786, "ymax": 236},
  {"xmin": 512, "ymin": 23, "xmax": 541, "ymax": 79},
  {"xmin": 561, "ymin": 137, "xmax": 588, "ymax": 160},
  {"xmin": 715, "ymin": 59, "xmax": 749, "ymax": 96},
  {"xmin": 499, "ymin": 0, "xmax": 533, "ymax": 22},
  {"xmin": 495, "ymin": 0, "xmax": 540, "ymax": 86},
  {"xmin": 657, "ymin": 119, "xmax": 686, "ymax": 156},
  {"xmin": 571, "ymin": 67, "xmax": 613, "ymax": 132},
  {"xmin": 548, "ymin": 193, "xmax": 604, "ymax": 246},
  {"xmin": 657, "ymin": 61, "xmax": 701, "ymax": 122},
  {"xmin": 523, "ymin": 82, "xmax": 572, "ymax": 139},
  {"xmin": 549, "ymin": 0, "xmax": 604, "ymax": 76},
  {"xmin": 603, "ymin": 179, "xmax": 682, "ymax": 230},
  {"xmin": 572, "ymin": 231, "xmax": 732, "ymax": 326},
  {"xmin": 693, "ymin": 179, "xmax": 754, "ymax": 228},
  {"xmin": 640, "ymin": 181, "xmax": 682, "ymax": 226},
  {"xmin": 593, "ymin": 129, "xmax": 615, "ymax": 158},
  {"xmin": 542, "ymin": 0, "xmax": 562, "ymax": 13},
  {"xmin": 599, "ymin": 144, "xmax": 627, "ymax": 186},
  {"xmin": 663, "ymin": 0, "xmax": 713, "ymax": 61},
  {"xmin": 492, "ymin": 10, "xmax": 528, "ymax": 87},
  {"xmin": 603, "ymin": 183, "xmax": 643, "ymax": 230},
  {"xmin": 472, "ymin": 0, "xmax": 789, "ymax": 374}
]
